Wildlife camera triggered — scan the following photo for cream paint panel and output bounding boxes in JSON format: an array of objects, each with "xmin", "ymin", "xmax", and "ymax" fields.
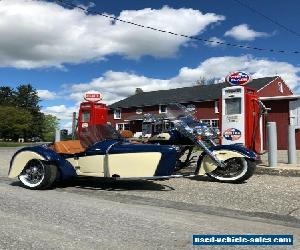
[
  {"xmin": 8, "ymin": 151, "xmax": 45, "ymax": 178},
  {"xmin": 66, "ymin": 158, "xmax": 78, "ymax": 167},
  {"xmin": 108, "ymin": 153, "xmax": 161, "ymax": 177},
  {"xmin": 77, "ymin": 155, "xmax": 105, "ymax": 177},
  {"xmin": 198, "ymin": 150, "xmax": 246, "ymax": 175}
]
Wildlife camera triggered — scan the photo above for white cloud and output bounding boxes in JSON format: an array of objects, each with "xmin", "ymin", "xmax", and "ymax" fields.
[
  {"xmin": 42, "ymin": 105, "xmax": 77, "ymax": 121},
  {"xmin": 224, "ymin": 24, "xmax": 269, "ymax": 41},
  {"xmin": 42, "ymin": 104, "xmax": 77, "ymax": 131},
  {"xmin": 66, "ymin": 71, "xmax": 172, "ymax": 104},
  {"xmin": 61, "ymin": 121, "xmax": 74, "ymax": 133},
  {"xmin": 37, "ymin": 89, "xmax": 56, "ymax": 100},
  {"xmin": 205, "ymin": 37, "xmax": 224, "ymax": 47},
  {"xmin": 64, "ymin": 55, "xmax": 300, "ymax": 106},
  {"xmin": 173, "ymin": 55, "xmax": 300, "ymax": 90},
  {"xmin": 0, "ymin": 0, "xmax": 224, "ymax": 68},
  {"xmin": 78, "ymin": 2, "xmax": 95, "ymax": 10}
]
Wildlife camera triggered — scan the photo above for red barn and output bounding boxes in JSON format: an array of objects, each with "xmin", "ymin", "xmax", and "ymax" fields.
[{"xmin": 109, "ymin": 76, "xmax": 300, "ymax": 149}]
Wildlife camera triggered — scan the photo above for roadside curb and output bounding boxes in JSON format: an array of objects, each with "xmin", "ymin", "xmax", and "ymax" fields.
[{"xmin": 255, "ymin": 165, "xmax": 300, "ymax": 177}]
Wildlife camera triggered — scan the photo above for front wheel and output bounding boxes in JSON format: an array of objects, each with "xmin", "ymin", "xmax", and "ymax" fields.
[
  {"xmin": 206, "ymin": 157, "xmax": 256, "ymax": 183},
  {"xmin": 18, "ymin": 159, "xmax": 57, "ymax": 190}
]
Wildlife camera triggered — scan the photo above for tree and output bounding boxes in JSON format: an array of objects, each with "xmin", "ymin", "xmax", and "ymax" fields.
[
  {"xmin": 195, "ymin": 77, "xmax": 218, "ymax": 86},
  {"xmin": 41, "ymin": 114, "xmax": 59, "ymax": 142},
  {"xmin": 0, "ymin": 87, "xmax": 15, "ymax": 106},
  {"xmin": 14, "ymin": 84, "xmax": 40, "ymax": 111},
  {"xmin": 14, "ymin": 84, "xmax": 43, "ymax": 138},
  {"xmin": 0, "ymin": 106, "xmax": 33, "ymax": 140},
  {"xmin": 0, "ymin": 84, "xmax": 59, "ymax": 141},
  {"xmin": 135, "ymin": 88, "xmax": 144, "ymax": 94}
]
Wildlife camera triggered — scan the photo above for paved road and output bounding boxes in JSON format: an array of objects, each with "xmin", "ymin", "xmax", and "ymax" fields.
[
  {"xmin": 0, "ymin": 148, "xmax": 17, "ymax": 177},
  {"xmin": 0, "ymin": 178, "xmax": 299, "ymax": 250},
  {"xmin": 0, "ymin": 148, "xmax": 299, "ymax": 249}
]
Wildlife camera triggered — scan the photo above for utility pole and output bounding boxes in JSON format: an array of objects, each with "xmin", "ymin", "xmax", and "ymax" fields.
[{"xmin": 72, "ymin": 112, "xmax": 77, "ymax": 140}]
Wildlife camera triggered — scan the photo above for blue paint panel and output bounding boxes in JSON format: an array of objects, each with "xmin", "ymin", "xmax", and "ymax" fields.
[
  {"xmin": 85, "ymin": 139, "xmax": 121, "ymax": 155},
  {"xmin": 9, "ymin": 145, "xmax": 77, "ymax": 180},
  {"xmin": 154, "ymin": 146, "xmax": 177, "ymax": 176}
]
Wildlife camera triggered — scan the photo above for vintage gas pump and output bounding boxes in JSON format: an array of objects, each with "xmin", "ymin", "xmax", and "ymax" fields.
[
  {"xmin": 221, "ymin": 72, "xmax": 265, "ymax": 154},
  {"xmin": 77, "ymin": 91, "xmax": 108, "ymax": 135}
]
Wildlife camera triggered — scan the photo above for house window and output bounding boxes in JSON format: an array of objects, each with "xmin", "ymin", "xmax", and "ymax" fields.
[
  {"xmin": 278, "ymin": 82, "xmax": 284, "ymax": 93},
  {"xmin": 200, "ymin": 119, "xmax": 219, "ymax": 129},
  {"xmin": 159, "ymin": 105, "xmax": 167, "ymax": 114},
  {"xmin": 82, "ymin": 111, "xmax": 90, "ymax": 122},
  {"xmin": 211, "ymin": 119, "xmax": 219, "ymax": 128},
  {"xmin": 114, "ymin": 109, "xmax": 121, "ymax": 119},
  {"xmin": 214, "ymin": 101, "xmax": 219, "ymax": 113},
  {"xmin": 116, "ymin": 123, "xmax": 129, "ymax": 131}
]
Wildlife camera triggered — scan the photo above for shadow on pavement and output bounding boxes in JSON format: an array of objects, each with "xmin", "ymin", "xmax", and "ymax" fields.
[
  {"xmin": 11, "ymin": 177, "xmax": 175, "ymax": 192},
  {"xmin": 187, "ymin": 175, "xmax": 216, "ymax": 182},
  {"xmin": 187, "ymin": 175, "xmax": 247, "ymax": 184},
  {"xmin": 61, "ymin": 177, "xmax": 176, "ymax": 191}
]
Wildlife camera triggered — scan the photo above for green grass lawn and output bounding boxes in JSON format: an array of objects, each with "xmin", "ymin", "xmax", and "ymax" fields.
[{"xmin": 0, "ymin": 142, "xmax": 33, "ymax": 147}]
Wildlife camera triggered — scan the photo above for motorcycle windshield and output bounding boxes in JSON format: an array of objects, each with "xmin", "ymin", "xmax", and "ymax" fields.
[
  {"xmin": 166, "ymin": 103, "xmax": 202, "ymax": 129},
  {"xmin": 78, "ymin": 124, "xmax": 122, "ymax": 147}
]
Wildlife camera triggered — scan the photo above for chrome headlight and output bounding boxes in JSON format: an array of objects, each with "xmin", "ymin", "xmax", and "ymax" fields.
[
  {"xmin": 204, "ymin": 129, "xmax": 214, "ymax": 137},
  {"xmin": 194, "ymin": 125, "xmax": 215, "ymax": 138}
]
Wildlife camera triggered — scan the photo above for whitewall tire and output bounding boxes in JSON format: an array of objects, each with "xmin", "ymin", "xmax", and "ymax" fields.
[
  {"xmin": 206, "ymin": 157, "xmax": 256, "ymax": 183},
  {"xmin": 18, "ymin": 159, "xmax": 57, "ymax": 190}
]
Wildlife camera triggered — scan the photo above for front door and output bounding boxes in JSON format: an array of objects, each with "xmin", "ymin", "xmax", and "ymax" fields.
[{"xmin": 130, "ymin": 120, "xmax": 143, "ymax": 133}]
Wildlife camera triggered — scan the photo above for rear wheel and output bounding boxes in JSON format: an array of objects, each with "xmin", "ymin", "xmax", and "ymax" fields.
[
  {"xmin": 206, "ymin": 157, "xmax": 256, "ymax": 183},
  {"xmin": 18, "ymin": 159, "xmax": 57, "ymax": 190}
]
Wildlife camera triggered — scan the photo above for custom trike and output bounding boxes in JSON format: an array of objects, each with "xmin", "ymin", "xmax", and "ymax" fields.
[{"xmin": 8, "ymin": 104, "xmax": 257, "ymax": 189}]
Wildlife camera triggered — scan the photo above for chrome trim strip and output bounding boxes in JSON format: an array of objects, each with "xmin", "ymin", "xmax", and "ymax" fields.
[{"xmin": 115, "ymin": 174, "xmax": 196, "ymax": 180}]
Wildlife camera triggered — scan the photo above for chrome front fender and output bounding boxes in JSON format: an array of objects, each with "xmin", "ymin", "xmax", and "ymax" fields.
[{"xmin": 196, "ymin": 145, "xmax": 257, "ymax": 176}]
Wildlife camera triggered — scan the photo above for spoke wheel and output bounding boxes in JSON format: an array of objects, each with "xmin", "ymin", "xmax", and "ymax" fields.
[
  {"xmin": 19, "ymin": 159, "xmax": 57, "ymax": 190},
  {"xmin": 19, "ymin": 160, "xmax": 45, "ymax": 188},
  {"xmin": 206, "ymin": 157, "xmax": 256, "ymax": 183}
]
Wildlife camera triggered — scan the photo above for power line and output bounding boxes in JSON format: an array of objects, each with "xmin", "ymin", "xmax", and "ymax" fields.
[
  {"xmin": 55, "ymin": 0, "xmax": 300, "ymax": 55},
  {"xmin": 232, "ymin": 0, "xmax": 300, "ymax": 38}
]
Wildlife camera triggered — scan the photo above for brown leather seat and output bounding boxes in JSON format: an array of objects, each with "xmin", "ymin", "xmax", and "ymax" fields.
[{"xmin": 52, "ymin": 140, "xmax": 86, "ymax": 154}]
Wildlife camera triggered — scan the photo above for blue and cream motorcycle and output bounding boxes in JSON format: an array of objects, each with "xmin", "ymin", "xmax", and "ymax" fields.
[{"xmin": 8, "ymin": 104, "xmax": 257, "ymax": 189}]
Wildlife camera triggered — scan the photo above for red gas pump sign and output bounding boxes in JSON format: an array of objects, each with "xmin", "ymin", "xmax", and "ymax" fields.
[{"xmin": 84, "ymin": 91, "xmax": 103, "ymax": 102}]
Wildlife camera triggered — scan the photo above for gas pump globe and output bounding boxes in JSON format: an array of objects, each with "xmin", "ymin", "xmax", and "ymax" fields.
[{"xmin": 221, "ymin": 73, "xmax": 262, "ymax": 154}]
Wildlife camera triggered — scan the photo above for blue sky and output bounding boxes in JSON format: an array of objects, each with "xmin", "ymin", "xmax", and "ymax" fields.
[{"xmin": 0, "ymin": 0, "xmax": 299, "ymax": 129}]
